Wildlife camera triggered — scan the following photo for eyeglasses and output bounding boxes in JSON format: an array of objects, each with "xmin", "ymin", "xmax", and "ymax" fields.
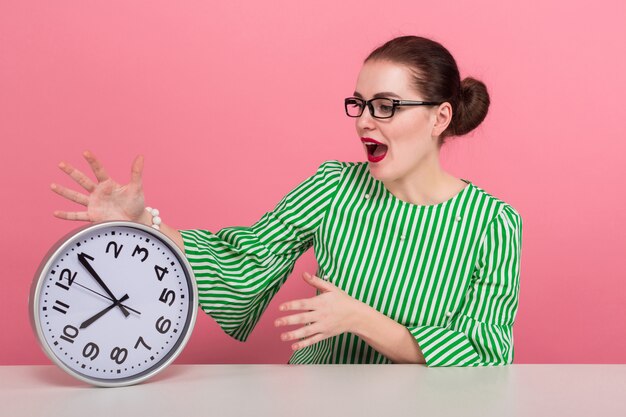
[{"xmin": 344, "ymin": 97, "xmax": 442, "ymax": 119}]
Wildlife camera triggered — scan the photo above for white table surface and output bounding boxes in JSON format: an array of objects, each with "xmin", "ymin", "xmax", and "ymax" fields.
[{"xmin": 1, "ymin": 364, "xmax": 625, "ymax": 417}]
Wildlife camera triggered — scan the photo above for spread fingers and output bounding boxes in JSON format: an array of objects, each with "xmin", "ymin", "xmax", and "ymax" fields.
[
  {"xmin": 83, "ymin": 150, "xmax": 110, "ymax": 183},
  {"xmin": 130, "ymin": 154, "xmax": 144, "ymax": 185},
  {"xmin": 50, "ymin": 183, "xmax": 89, "ymax": 206},
  {"xmin": 58, "ymin": 161, "xmax": 96, "ymax": 192},
  {"xmin": 53, "ymin": 210, "xmax": 90, "ymax": 221}
]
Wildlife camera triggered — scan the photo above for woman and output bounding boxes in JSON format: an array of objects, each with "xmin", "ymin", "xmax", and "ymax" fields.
[{"xmin": 51, "ymin": 35, "xmax": 523, "ymax": 366}]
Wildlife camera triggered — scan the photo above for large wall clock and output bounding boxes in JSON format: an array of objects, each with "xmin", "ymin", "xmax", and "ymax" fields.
[{"xmin": 29, "ymin": 221, "xmax": 198, "ymax": 387}]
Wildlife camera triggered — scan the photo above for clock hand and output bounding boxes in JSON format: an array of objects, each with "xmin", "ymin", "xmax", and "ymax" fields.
[
  {"xmin": 77, "ymin": 252, "xmax": 130, "ymax": 317},
  {"xmin": 80, "ymin": 294, "xmax": 130, "ymax": 329},
  {"xmin": 57, "ymin": 267, "xmax": 140, "ymax": 314},
  {"xmin": 70, "ymin": 280, "xmax": 141, "ymax": 315}
]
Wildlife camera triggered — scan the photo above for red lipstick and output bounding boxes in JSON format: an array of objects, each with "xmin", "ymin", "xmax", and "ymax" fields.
[{"xmin": 360, "ymin": 137, "xmax": 388, "ymax": 163}]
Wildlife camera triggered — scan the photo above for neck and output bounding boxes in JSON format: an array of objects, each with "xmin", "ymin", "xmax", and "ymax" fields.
[{"xmin": 382, "ymin": 152, "xmax": 462, "ymax": 206}]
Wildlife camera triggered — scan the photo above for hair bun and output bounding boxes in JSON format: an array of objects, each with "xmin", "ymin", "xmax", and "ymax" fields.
[{"xmin": 451, "ymin": 77, "xmax": 490, "ymax": 137}]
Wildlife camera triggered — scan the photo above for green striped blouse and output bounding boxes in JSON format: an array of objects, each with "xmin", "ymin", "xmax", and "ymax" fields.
[{"xmin": 179, "ymin": 160, "xmax": 523, "ymax": 366}]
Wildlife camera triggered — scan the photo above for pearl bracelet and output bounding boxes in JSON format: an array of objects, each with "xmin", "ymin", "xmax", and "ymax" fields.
[{"xmin": 145, "ymin": 207, "xmax": 162, "ymax": 230}]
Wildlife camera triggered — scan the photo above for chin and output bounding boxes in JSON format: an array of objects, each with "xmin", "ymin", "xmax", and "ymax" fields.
[{"xmin": 367, "ymin": 162, "xmax": 387, "ymax": 180}]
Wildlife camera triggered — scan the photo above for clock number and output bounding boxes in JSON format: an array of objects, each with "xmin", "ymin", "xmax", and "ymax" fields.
[
  {"xmin": 55, "ymin": 268, "xmax": 77, "ymax": 291},
  {"xmin": 154, "ymin": 265, "xmax": 169, "ymax": 281},
  {"xmin": 52, "ymin": 300, "xmax": 70, "ymax": 314},
  {"xmin": 132, "ymin": 245, "xmax": 149, "ymax": 262},
  {"xmin": 82, "ymin": 342, "xmax": 100, "ymax": 361},
  {"xmin": 134, "ymin": 336, "xmax": 152, "ymax": 351},
  {"xmin": 155, "ymin": 316, "xmax": 171, "ymax": 334},
  {"xmin": 159, "ymin": 288, "xmax": 176, "ymax": 306},
  {"xmin": 110, "ymin": 347, "xmax": 128, "ymax": 364},
  {"xmin": 106, "ymin": 241, "xmax": 123, "ymax": 258},
  {"xmin": 60, "ymin": 325, "xmax": 79, "ymax": 344}
]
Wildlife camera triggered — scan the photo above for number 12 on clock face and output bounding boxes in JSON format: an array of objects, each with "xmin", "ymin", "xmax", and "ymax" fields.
[{"xmin": 30, "ymin": 222, "xmax": 198, "ymax": 387}]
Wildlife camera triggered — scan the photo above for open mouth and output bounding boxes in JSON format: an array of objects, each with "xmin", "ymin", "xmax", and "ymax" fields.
[{"xmin": 365, "ymin": 143, "xmax": 388, "ymax": 162}]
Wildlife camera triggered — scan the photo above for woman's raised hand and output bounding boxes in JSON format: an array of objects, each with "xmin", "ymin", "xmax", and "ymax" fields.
[{"xmin": 51, "ymin": 151, "xmax": 146, "ymax": 223}]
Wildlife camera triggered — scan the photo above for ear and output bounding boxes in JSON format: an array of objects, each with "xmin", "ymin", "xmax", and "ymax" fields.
[{"xmin": 431, "ymin": 102, "xmax": 453, "ymax": 138}]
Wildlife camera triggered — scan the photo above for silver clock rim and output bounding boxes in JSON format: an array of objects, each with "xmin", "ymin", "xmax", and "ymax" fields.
[{"xmin": 28, "ymin": 220, "xmax": 199, "ymax": 388}]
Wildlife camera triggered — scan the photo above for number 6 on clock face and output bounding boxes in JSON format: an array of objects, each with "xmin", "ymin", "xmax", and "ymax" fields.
[{"xmin": 29, "ymin": 221, "xmax": 199, "ymax": 387}]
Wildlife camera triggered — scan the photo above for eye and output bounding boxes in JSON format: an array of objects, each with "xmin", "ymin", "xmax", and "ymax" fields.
[{"xmin": 373, "ymin": 99, "xmax": 394, "ymax": 115}]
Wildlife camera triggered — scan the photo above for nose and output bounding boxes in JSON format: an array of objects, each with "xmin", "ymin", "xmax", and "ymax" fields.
[{"xmin": 356, "ymin": 104, "xmax": 376, "ymax": 132}]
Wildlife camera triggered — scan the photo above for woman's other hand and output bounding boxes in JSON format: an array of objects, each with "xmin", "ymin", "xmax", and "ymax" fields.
[
  {"xmin": 275, "ymin": 272, "xmax": 364, "ymax": 351},
  {"xmin": 51, "ymin": 151, "xmax": 146, "ymax": 223}
]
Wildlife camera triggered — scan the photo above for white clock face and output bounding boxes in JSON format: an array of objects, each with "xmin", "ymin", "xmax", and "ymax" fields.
[{"xmin": 32, "ymin": 222, "xmax": 197, "ymax": 385}]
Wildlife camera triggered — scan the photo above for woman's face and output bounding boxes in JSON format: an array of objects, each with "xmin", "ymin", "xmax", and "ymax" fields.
[{"xmin": 353, "ymin": 59, "xmax": 447, "ymax": 182}]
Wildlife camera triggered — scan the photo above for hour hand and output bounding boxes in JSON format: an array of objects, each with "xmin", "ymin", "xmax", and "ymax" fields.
[
  {"xmin": 77, "ymin": 252, "xmax": 130, "ymax": 317},
  {"xmin": 80, "ymin": 294, "xmax": 130, "ymax": 329}
]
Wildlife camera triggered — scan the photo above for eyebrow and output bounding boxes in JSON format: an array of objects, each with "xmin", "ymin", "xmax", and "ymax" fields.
[{"xmin": 353, "ymin": 91, "xmax": 401, "ymax": 99}]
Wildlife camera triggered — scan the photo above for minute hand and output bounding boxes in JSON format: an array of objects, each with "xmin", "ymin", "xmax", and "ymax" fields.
[{"xmin": 77, "ymin": 252, "xmax": 130, "ymax": 317}]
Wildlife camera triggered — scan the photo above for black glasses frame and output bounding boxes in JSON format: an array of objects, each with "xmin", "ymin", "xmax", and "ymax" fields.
[{"xmin": 344, "ymin": 97, "xmax": 442, "ymax": 119}]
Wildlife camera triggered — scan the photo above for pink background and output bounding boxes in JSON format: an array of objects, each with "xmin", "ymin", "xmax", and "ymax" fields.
[{"xmin": 2, "ymin": 0, "xmax": 625, "ymax": 365}]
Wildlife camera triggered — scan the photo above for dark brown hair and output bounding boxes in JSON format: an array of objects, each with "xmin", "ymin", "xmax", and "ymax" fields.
[{"xmin": 365, "ymin": 35, "xmax": 490, "ymax": 146}]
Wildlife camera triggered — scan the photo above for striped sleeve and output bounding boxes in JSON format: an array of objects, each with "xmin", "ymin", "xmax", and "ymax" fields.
[
  {"xmin": 178, "ymin": 160, "xmax": 344, "ymax": 342},
  {"xmin": 408, "ymin": 205, "xmax": 523, "ymax": 366}
]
